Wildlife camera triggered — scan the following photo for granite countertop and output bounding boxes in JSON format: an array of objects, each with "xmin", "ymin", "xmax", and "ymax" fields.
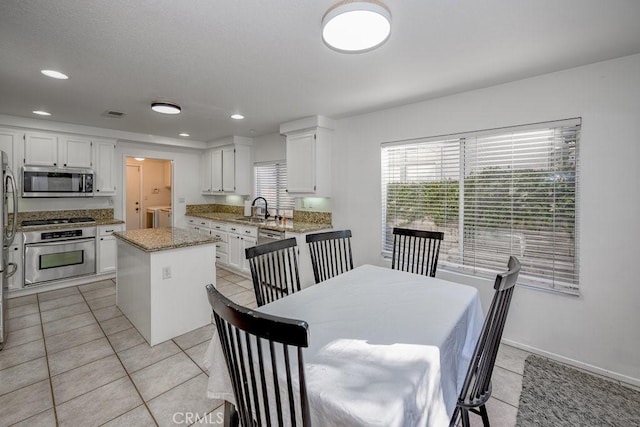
[
  {"xmin": 113, "ymin": 227, "xmax": 221, "ymax": 252},
  {"xmin": 186, "ymin": 212, "xmax": 333, "ymax": 234},
  {"xmin": 17, "ymin": 218, "xmax": 125, "ymax": 233}
]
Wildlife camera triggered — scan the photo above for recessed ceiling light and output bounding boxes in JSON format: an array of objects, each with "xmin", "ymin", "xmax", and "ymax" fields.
[
  {"xmin": 32, "ymin": 110, "xmax": 51, "ymax": 116},
  {"xmin": 230, "ymin": 114, "xmax": 244, "ymax": 120},
  {"xmin": 322, "ymin": 0, "xmax": 391, "ymax": 53},
  {"xmin": 151, "ymin": 101, "xmax": 181, "ymax": 115},
  {"xmin": 179, "ymin": 133, "xmax": 190, "ymax": 137},
  {"xmin": 41, "ymin": 69, "xmax": 69, "ymax": 79}
]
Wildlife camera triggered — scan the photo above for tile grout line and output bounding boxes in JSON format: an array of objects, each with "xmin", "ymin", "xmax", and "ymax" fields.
[
  {"xmin": 78, "ymin": 286, "xmax": 160, "ymax": 427},
  {"xmin": 36, "ymin": 287, "xmax": 63, "ymax": 426}
]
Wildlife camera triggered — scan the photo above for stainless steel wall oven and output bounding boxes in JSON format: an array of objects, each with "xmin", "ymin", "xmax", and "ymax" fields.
[{"xmin": 23, "ymin": 226, "xmax": 96, "ymax": 286}]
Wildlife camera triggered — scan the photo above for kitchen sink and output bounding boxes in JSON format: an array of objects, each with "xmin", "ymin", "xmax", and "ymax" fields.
[{"xmin": 235, "ymin": 217, "xmax": 269, "ymax": 224}]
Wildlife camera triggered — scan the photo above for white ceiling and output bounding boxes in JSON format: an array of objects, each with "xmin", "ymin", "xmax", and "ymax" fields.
[{"xmin": 1, "ymin": 0, "xmax": 640, "ymax": 144}]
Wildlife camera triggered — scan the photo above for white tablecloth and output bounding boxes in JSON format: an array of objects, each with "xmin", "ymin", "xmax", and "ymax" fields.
[{"xmin": 205, "ymin": 264, "xmax": 484, "ymax": 427}]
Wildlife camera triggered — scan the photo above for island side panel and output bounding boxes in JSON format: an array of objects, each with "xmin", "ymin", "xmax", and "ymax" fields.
[
  {"xmin": 149, "ymin": 244, "xmax": 216, "ymax": 345},
  {"xmin": 116, "ymin": 240, "xmax": 152, "ymax": 343}
]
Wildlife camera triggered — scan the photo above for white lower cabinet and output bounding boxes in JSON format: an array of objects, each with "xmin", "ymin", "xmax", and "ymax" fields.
[
  {"xmin": 227, "ymin": 224, "xmax": 257, "ymax": 275},
  {"xmin": 210, "ymin": 222, "xmax": 229, "ymax": 267},
  {"xmin": 97, "ymin": 224, "xmax": 124, "ymax": 274}
]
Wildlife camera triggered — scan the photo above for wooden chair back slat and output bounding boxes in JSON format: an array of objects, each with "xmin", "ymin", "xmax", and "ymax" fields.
[
  {"xmin": 206, "ymin": 284, "xmax": 311, "ymax": 426},
  {"xmin": 306, "ymin": 230, "xmax": 354, "ymax": 284},
  {"xmin": 246, "ymin": 238, "xmax": 302, "ymax": 306},
  {"xmin": 391, "ymin": 228, "xmax": 444, "ymax": 277}
]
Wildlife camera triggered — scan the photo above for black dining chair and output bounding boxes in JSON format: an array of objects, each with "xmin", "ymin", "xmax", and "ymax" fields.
[
  {"xmin": 245, "ymin": 237, "xmax": 302, "ymax": 307},
  {"xmin": 206, "ymin": 284, "xmax": 312, "ymax": 427},
  {"xmin": 449, "ymin": 256, "xmax": 521, "ymax": 427},
  {"xmin": 391, "ymin": 227, "xmax": 444, "ymax": 277},
  {"xmin": 306, "ymin": 230, "xmax": 354, "ymax": 284}
]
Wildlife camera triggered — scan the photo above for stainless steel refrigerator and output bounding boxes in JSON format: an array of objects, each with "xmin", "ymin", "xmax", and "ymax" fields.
[{"xmin": 0, "ymin": 151, "xmax": 18, "ymax": 349}]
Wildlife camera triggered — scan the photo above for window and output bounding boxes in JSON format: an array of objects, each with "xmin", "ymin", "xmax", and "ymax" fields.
[
  {"xmin": 254, "ymin": 162, "xmax": 296, "ymax": 217},
  {"xmin": 381, "ymin": 118, "xmax": 580, "ymax": 294}
]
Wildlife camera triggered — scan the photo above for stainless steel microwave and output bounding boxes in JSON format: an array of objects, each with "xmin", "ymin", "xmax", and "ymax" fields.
[{"xmin": 22, "ymin": 166, "xmax": 94, "ymax": 197}]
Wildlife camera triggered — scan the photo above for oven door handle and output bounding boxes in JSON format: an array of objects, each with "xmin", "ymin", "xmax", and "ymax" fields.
[{"xmin": 26, "ymin": 237, "xmax": 96, "ymax": 248}]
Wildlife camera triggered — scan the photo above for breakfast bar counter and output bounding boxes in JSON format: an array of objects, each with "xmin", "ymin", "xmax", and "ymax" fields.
[{"xmin": 114, "ymin": 227, "xmax": 219, "ymax": 345}]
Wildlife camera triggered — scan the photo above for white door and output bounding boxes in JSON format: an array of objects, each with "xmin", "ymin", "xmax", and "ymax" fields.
[{"xmin": 126, "ymin": 165, "xmax": 142, "ymax": 230}]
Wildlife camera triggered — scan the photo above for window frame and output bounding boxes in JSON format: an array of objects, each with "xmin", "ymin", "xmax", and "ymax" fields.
[{"xmin": 381, "ymin": 118, "xmax": 581, "ymax": 295}]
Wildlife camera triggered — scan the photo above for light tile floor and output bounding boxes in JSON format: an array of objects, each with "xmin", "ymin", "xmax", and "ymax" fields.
[
  {"xmin": 0, "ymin": 268, "xmax": 256, "ymax": 426},
  {"xmin": 1, "ymin": 267, "xmax": 530, "ymax": 426}
]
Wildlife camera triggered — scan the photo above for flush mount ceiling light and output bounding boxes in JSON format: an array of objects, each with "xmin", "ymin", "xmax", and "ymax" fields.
[
  {"xmin": 32, "ymin": 110, "xmax": 51, "ymax": 116},
  {"xmin": 134, "ymin": 157, "xmax": 145, "ymax": 161},
  {"xmin": 230, "ymin": 114, "xmax": 244, "ymax": 120},
  {"xmin": 41, "ymin": 69, "xmax": 69, "ymax": 79},
  {"xmin": 179, "ymin": 132, "xmax": 190, "ymax": 137},
  {"xmin": 322, "ymin": 0, "xmax": 391, "ymax": 53},
  {"xmin": 151, "ymin": 101, "xmax": 181, "ymax": 115}
]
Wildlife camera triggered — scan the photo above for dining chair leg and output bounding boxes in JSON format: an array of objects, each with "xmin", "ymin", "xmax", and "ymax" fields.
[
  {"xmin": 224, "ymin": 401, "xmax": 239, "ymax": 427},
  {"xmin": 449, "ymin": 407, "xmax": 460, "ymax": 427},
  {"xmin": 479, "ymin": 404, "xmax": 490, "ymax": 426},
  {"xmin": 461, "ymin": 408, "xmax": 470, "ymax": 427}
]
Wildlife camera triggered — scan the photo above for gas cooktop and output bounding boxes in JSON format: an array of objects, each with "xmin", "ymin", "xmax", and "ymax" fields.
[{"xmin": 21, "ymin": 217, "xmax": 96, "ymax": 227}]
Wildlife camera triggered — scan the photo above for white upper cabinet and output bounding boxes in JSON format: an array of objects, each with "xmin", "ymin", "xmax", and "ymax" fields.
[
  {"xmin": 201, "ymin": 150, "xmax": 213, "ymax": 193},
  {"xmin": 211, "ymin": 148, "xmax": 223, "ymax": 192},
  {"xmin": 24, "ymin": 132, "xmax": 92, "ymax": 168},
  {"xmin": 0, "ymin": 127, "xmax": 21, "ymax": 174},
  {"xmin": 58, "ymin": 136, "xmax": 93, "ymax": 168},
  {"xmin": 222, "ymin": 146, "xmax": 236, "ymax": 192},
  {"xmin": 24, "ymin": 132, "xmax": 58, "ymax": 166},
  {"xmin": 201, "ymin": 137, "xmax": 252, "ymax": 195},
  {"xmin": 281, "ymin": 116, "xmax": 333, "ymax": 197},
  {"xmin": 93, "ymin": 139, "xmax": 117, "ymax": 195},
  {"xmin": 286, "ymin": 131, "xmax": 316, "ymax": 193}
]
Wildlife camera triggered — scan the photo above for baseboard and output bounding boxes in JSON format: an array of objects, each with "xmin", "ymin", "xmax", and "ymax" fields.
[
  {"xmin": 502, "ymin": 338, "xmax": 640, "ymax": 389},
  {"xmin": 7, "ymin": 272, "xmax": 116, "ymax": 298}
]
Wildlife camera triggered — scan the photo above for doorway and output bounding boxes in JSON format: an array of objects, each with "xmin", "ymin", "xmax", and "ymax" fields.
[
  {"xmin": 126, "ymin": 164, "xmax": 142, "ymax": 229},
  {"xmin": 125, "ymin": 157, "xmax": 173, "ymax": 230}
]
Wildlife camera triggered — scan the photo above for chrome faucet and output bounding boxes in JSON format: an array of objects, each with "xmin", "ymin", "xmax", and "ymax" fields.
[{"xmin": 251, "ymin": 197, "xmax": 270, "ymax": 220}]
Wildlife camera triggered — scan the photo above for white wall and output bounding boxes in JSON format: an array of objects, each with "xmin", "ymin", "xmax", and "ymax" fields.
[{"xmin": 332, "ymin": 53, "xmax": 640, "ymax": 384}]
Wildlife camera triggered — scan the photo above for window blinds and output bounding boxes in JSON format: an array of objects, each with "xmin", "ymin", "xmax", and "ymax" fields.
[
  {"xmin": 254, "ymin": 162, "xmax": 296, "ymax": 213},
  {"xmin": 381, "ymin": 118, "xmax": 580, "ymax": 294}
]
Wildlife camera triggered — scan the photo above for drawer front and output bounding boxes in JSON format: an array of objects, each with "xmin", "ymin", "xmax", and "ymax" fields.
[
  {"xmin": 197, "ymin": 219, "xmax": 211, "ymax": 228},
  {"xmin": 228, "ymin": 224, "xmax": 258, "ymax": 238},
  {"xmin": 98, "ymin": 224, "xmax": 123, "ymax": 236},
  {"xmin": 212, "ymin": 230, "xmax": 228, "ymax": 243},
  {"xmin": 210, "ymin": 221, "xmax": 228, "ymax": 232},
  {"xmin": 215, "ymin": 241, "xmax": 228, "ymax": 254}
]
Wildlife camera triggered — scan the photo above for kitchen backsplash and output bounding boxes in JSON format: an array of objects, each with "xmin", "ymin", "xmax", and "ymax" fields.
[
  {"xmin": 186, "ymin": 204, "xmax": 331, "ymax": 224},
  {"xmin": 186, "ymin": 204, "xmax": 243, "ymax": 215},
  {"xmin": 15, "ymin": 208, "xmax": 116, "ymax": 222},
  {"xmin": 293, "ymin": 210, "xmax": 331, "ymax": 224}
]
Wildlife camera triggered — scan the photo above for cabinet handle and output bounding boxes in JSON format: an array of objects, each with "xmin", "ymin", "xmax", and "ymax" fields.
[
  {"xmin": 54, "ymin": 162, "xmax": 57, "ymax": 166},
  {"xmin": 100, "ymin": 238, "xmax": 104, "ymax": 241},
  {"xmin": 64, "ymin": 163, "xmax": 67, "ymax": 167}
]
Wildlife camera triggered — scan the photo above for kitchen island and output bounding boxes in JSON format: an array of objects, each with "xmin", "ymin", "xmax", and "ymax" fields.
[{"xmin": 113, "ymin": 227, "xmax": 220, "ymax": 346}]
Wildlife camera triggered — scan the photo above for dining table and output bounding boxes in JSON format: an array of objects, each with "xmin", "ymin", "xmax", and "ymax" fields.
[{"xmin": 204, "ymin": 264, "xmax": 484, "ymax": 427}]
